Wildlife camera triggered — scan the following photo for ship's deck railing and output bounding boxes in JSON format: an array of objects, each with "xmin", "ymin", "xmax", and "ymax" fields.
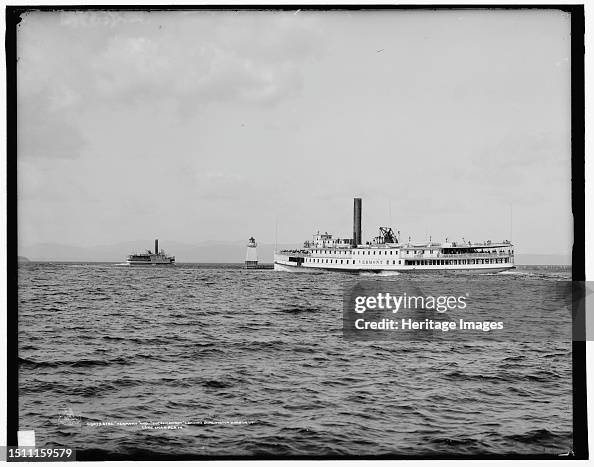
[
  {"xmin": 402, "ymin": 242, "xmax": 512, "ymax": 249},
  {"xmin": 277, "ymin": 250, "xmax": 513, "ymax": 259},
  {"xmin": 416, "ymin": 252, "xmax": 513, "ymax": 259},
  {"xmin": 279, "ymin": 249, "xmax": 311, "ymax": 256}
]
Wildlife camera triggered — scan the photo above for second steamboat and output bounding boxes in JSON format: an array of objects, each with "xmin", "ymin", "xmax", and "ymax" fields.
[{"xmin": 126, "ymin": 239, "xmax": 175, "ymax": 266}]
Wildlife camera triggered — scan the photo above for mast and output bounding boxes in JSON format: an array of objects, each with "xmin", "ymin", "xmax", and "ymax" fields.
[
  {"xmin": 509, "ymin": 203, "xmax": 513, "ymax": 243},
  {"xmin": 274, "ymin": 217, "xmax": 278, "ymax": 253}
]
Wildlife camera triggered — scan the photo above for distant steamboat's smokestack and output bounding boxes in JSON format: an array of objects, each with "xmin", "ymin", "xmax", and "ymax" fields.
[
  {"xmin": 353, "ymin": 198, "xmax": 362, "ymax": 246},
  {"xmin": 155, "ymin": 239, "xmax": 159, "ymax": 255}
]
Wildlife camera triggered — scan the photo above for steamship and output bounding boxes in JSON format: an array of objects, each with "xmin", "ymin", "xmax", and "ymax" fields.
[
  {"xmin": 274, "ymin": 198, "xmax": 514, "ymax": 273},
  {"xmin": 126, "ymin": 239, "xmax": 175, "ymax": 266}
]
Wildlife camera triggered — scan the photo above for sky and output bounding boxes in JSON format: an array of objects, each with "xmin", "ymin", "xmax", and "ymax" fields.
[{"xmin": 17, "ymin": 9, "xmax": 572, "ymax": 255}]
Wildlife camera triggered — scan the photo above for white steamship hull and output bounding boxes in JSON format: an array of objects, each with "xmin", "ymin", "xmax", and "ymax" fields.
[
  {"xmin": 273, "ymin": 262, "xmax": 325, "ymax": 273},
  {"xmin": 274, "ymin": 256, "xmax": 513, "ymax": 274}
]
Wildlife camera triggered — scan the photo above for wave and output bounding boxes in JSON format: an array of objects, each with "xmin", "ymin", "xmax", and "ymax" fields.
[
  {"xmin": 504, "ymin": 428, "xmax": 571, "ymax": 446},
  {"xmin": 444, "ymin": 370, "xmax": 506, "ymax": 382},
  {"xmin": 202, "ymin": 379, "xmax": 234, "ymax": 389},
  {"xmin": 277, "ymin": 306, "xmax": 321, "ymax": 314},
  {"xmin": 19, "ymin": 356, "xmax": 129, "ymax": 369},
  {"xmin": 502, "ymin": 355, "xmax": 526, "ymax": 362},
  {"xmin": 358, "ymin": 271, "xmax": 400, "ymax": 277}
]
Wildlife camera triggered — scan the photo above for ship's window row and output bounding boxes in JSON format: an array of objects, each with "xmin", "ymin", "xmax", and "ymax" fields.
[
  {"xmin": 314, "ymin": 249, "xmax": 401, "ymax": 255},
  {"xmin": 404, "ymin": 258, "xmax": 509, "ymax": 265},
  {"xmin": 302, "ymin": 257, "xmax": 509, "ymax": 266},
  {"xmin": 311, "ymin": 249, "xmax": 512, "ymax": 258}
]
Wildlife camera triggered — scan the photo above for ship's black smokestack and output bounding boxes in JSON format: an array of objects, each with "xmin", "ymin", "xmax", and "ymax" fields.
[
  {"xmin": 155, "ymin": 239, "xmax": 159, "ymax": 255},
  {"xmin": 353, "ymin": 198, "xmax": 362, "ymax": 246}
]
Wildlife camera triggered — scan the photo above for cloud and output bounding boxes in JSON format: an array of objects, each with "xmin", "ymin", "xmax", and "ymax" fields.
[
  {"xmin": 465, "ymin": 129, "xmax": 571, "ymax": 205},
  {"xmin": 88, "ymin": 12, "xmax": 320, "ymax": 112},
  {"xmin": 57, "ymin": 10, "xmax": 147, "ymax": 29},
  {"xmin": 189, "ymin": 171, "xmax": 252, "ymax": 202},
  {"xmin": 18, "ymin": 158, "xmax": 91, "ymax": 201},
  {"xmin": 17, "ymin": 91, "xmax": 87, "ymax": 160},
  {"xmin": 16, "ymin": 11, "xmax": 324, "ymax": 160}
]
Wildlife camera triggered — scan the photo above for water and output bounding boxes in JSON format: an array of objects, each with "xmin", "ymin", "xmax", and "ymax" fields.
[{"xmin": 18, "ymin": 263, "xmax": 573, "ymax": 459}]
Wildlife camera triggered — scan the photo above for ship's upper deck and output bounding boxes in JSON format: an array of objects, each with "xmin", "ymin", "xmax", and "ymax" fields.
[
  {"xmin": 279, "ymin": 231, "xmax": 513, "ymax": 258},
  {"xmin": 303, "ymin": 229, "xmax": 511, "ymax": 251}
]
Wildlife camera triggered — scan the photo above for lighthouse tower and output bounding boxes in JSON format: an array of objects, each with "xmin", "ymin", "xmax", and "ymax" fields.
[{"xmin": 245, "ymin": 237, "xmax": 258, "ymax": 269}]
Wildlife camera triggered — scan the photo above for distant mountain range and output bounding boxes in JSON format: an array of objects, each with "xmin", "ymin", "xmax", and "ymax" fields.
[
  {"xmin": 18, "ymin": 241, "xmax": 571, "ymax": 265},
  {"xmin": 18, "ymin": 240, "xmax": 298, "ymax": 264}
]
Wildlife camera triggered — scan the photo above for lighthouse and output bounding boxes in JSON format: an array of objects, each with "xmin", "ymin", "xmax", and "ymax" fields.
[{"xmin": 245, "ymin": 237, "xmax": 258, "ymax": 269}]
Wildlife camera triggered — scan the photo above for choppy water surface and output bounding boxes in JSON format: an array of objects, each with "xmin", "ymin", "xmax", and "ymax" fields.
[{"xmin": 18, "ymin": 263, "xmax": 573, "ymax": 459}]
